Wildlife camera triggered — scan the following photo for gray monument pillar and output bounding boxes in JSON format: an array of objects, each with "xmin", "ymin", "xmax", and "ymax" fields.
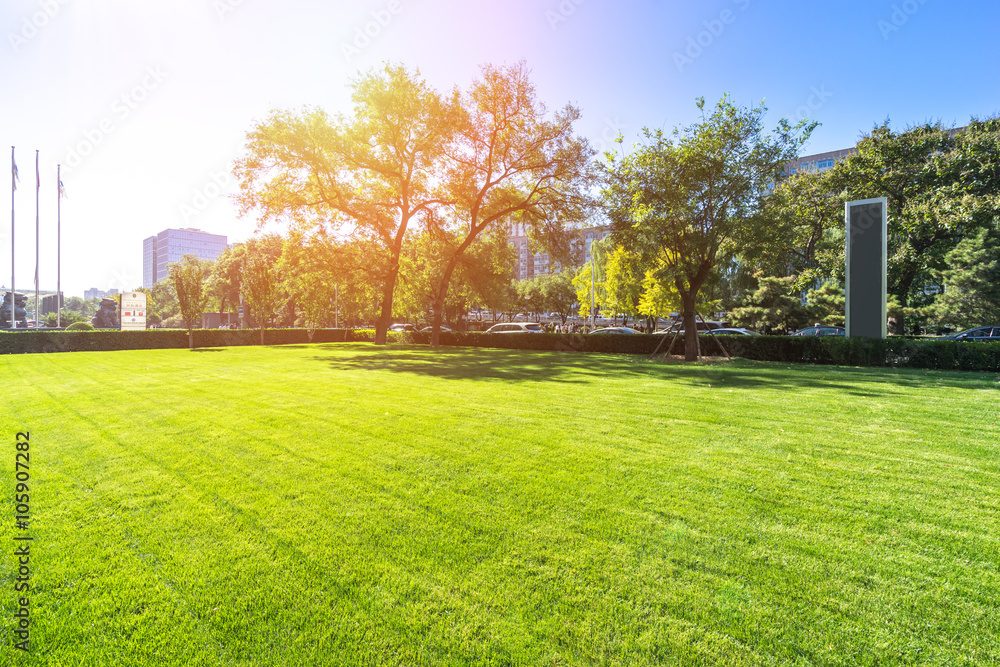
[{"xmin": 845, "ymin": 197, "xmax": 888, "ymax": 339}]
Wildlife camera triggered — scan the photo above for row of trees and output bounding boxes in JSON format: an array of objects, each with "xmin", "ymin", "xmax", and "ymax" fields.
[{"xmin": 146, "ymin": 63, "xmax": 999, "ymax": 360}]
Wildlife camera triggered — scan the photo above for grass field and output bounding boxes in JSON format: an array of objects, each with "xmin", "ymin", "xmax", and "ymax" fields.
[{"xmin": 1, "ymin": 343, "xmax": 998, "ymax": 666}]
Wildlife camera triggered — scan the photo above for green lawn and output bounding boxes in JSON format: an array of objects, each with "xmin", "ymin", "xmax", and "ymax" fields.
[{"xmin": 1, "ymin": 343, "xmax": 998, "ymax": 666}]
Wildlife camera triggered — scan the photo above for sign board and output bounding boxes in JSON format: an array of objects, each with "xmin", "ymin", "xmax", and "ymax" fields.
[
  {"xmin": 120, "ymin": 292, "xmax": 147, "ymax": 331},
  {"xmin": 845, "ymin": 198, "xmax": 887, "ymax": 339}
]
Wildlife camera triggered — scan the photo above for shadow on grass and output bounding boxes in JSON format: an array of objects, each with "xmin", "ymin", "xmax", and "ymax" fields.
[
  {"xmin": 308, "ymin": 344, "xmax": 993, "ymax": 393},
  {"xmin": 189, "ymin": 348, "xmax": 226, "ymax": 353}
]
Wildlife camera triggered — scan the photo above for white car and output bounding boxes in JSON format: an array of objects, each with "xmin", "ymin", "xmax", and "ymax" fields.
[{"xmin": 485, "ymin": 322, "xmax": 544, "ymax": 333}]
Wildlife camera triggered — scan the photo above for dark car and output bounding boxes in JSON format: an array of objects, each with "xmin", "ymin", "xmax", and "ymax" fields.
[
  {"xmin": 793, "ymin": 326, "xmax": 845, "ymax": 337},
  {"xmin": 590, "ymin": 327, "xmax": 641, "ymax": 335},
  {"xmin": 944, "ymin": 326, "xmax": 1000, "ymax": 342},
  {"xmin": 419, "ymin": 325, "xmax": 452, "ymax": 332}
]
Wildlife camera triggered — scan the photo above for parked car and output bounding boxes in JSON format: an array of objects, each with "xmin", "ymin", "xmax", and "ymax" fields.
[
  {"xmin": 944, "ymin": 326, "xmax": 1000, "ymax": 342},
  {"xmin": 589, "ymin": 327, "xmax": 641, "ymax": 334},
  {"xmin": 709, "ymin": 328, "xmax": 760, "ymax": 336},
  {"xmin": 793, "ymin": 326, "xmax": 845, "ymax": 337},
  {"xmin": 419, "ymin": 325, "xmax": 452, "ymax": 332},
  {"xmin": 388, "ymin": 323, "xmax": 417, "ymax": 332},
  {"xmin": 658, "ymin": 320, "xmax": 726, "ymax": 334},
  {"xmin": 485, "ymin": 322, "xmax": 544, "ymax": 333}
]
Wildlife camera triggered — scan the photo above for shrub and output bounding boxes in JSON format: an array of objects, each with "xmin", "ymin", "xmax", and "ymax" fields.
[{"xmin": 65, "ymin": 322, "xmax": 95, "ymax": 331}]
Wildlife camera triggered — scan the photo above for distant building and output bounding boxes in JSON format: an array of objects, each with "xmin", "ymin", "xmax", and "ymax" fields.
[
  {"xmin": 143, "ymin": 228, "xmax": 228, "ymax": 287},
  {"xmin": 143, "ymin": 235, "xmax": 158, "ymax": 288},
  {"xmin": 84, "ymin": 288, "xmax": 105, "ymax": 301},
  {"xmin": 508, "ymin": 222, "xmax": 612, "ymax": 282},
  {"xmin": 782, "ymin": 126, "xmax": 966, "ymax": 179},
  {"xmin": 783, "ymin": 147, "xmax": 856, "ymax": 177}
]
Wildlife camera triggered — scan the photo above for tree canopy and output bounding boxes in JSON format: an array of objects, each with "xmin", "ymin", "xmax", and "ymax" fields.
[{"xmin": 603, "ymin": 96, "xmax": 814, "ymax": 358}]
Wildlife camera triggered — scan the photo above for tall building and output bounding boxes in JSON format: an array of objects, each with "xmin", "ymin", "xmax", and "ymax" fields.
[
  {"xmin": 143, "ymin": 235, "xmax": 158, "ymax": 288},
  {"xmin": 143, "ymin": 228, "xmax": 228, "ymax": 287}
]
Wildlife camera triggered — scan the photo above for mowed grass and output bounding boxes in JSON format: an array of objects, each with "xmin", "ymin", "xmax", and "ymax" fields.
[{"xmin": 1, "ymin": 343, "xmax": 999, "ymax": 666}]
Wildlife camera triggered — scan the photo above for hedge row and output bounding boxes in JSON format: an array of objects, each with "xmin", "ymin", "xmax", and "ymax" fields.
[
  {"xmin": 2, "ymin": 328, "xmax": 998, "ymax": 372},
  {"xmin": 0, "ymin": 328, "xmax": 354, "ymax": 354},
  {"xmin": 368, "ymin": 330, "xmax": 1000, "ymax": 372}
]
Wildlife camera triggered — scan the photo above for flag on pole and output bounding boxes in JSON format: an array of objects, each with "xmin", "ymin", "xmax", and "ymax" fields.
[
  {"xmin": 58, "ymin": 178, "xmax": 67, "ymax": 199},
  {"xmin": 11, "ymin": 154, "xmax": 18, "ymax": 191}
]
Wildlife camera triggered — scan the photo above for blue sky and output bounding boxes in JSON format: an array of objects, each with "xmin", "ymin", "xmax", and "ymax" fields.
[{"xmin": 2, "ymin": 0, "xmax": 998, "ymax": 297}]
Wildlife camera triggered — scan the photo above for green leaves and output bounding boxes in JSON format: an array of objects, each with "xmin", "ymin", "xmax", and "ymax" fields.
[
  {"xmin": 602, "ymin": 96, "xmax": 813, "ymax": 356},
  {"xmin": 167, "ymin": 255, "xmax": 211, "ymax": 343}
]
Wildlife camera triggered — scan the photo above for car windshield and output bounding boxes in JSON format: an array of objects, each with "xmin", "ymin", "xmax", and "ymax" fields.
[{"xmin": 525, "ymin": 324, "xmax": 543, "ymax": 331}]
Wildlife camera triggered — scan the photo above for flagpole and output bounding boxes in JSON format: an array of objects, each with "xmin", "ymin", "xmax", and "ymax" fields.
[
  {"xmin": 57, "ymin": 165, "xmax": 62, "ymax": 328},
  {"xmin": 34, "ymin": 150, "xmax": 39, "ymax": 326},
  {"xmin": 10, "ymin": 146, "xmax": 14, "ymax": 329}
]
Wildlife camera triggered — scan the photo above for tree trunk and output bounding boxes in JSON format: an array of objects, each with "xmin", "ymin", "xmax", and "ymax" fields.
[
  {"xmin": 430, "ymin": 255, "xmax": 462, "ymax": 348},
  {"xmin": 893, "ymin": 272, "xmax": 914, "ymax": 335},
  {"xmin": 374, "ymin": 263, "xmax": 400, "ymax": 346},
  {"xmin": 188, "ymin": 327, "xmax": 194, "ymax": 349},
  {"xmin": 681, "ymin": 297, "xmax": 699, "ymax": 361},
  {"xmin": 260, "ymin": 325, "xmax": 265, "ymax": 346}
]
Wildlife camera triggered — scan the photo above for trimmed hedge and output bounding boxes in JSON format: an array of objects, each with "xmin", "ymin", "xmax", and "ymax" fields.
[
  {"xmin": 0, "ymin": 328, "xmax": 355, "ymax": 355},
  {"xmin": 2, "ymin": 328, "xmax": 997, "ymax": 372},
  {"xmin": 374, "ymin": 330, "xmax": 1000, "ymax": 372}
]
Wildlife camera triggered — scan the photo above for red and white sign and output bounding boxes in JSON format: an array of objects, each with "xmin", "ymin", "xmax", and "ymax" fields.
[{"xmin": 120, "ymin": 292, "xmax": 148, "ymax": 331}]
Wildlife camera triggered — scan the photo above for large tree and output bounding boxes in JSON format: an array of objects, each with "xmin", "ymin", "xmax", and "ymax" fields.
[
  {"xmin": 168, "ymin": 254, "xmax": 211, "ymax": 348},
  {"xmin": 425, "ymin": 62, "xmax": 596, "ymax": 346},
  {"xmin": 235, "ymin": 64, "xmax": 459, "ymax": 345},
  {"xmin": 240, "ymin": 235, "xmax": 285, "ymax": 345},
  {"xmin": 603, "ymin": 96, "xmax": 814, "ymax": 359}
]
